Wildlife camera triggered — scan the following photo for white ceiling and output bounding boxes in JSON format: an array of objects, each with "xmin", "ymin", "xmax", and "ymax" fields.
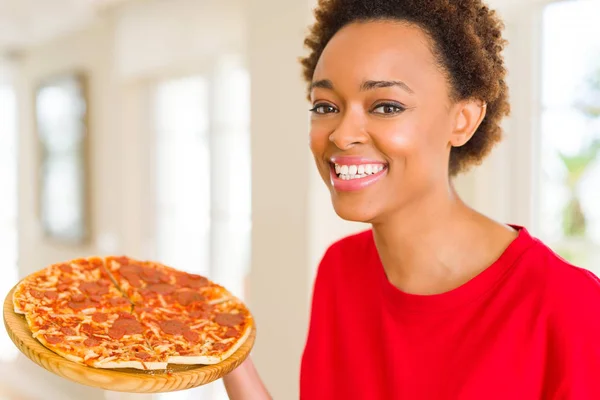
[{"xmin": 0, "ymin": 0, "xmax": 126, "ymax": 54}]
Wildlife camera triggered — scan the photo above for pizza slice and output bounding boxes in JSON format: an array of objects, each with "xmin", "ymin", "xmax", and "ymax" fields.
[
  {"xmin": 26, "ymin": 307, "xmax": 167, "ymax": 370},
  {"xmin": 13, "ymin": 257, "xmax": 131, "ymax": 315},
  {"xmin": 136, "ymin": 298, "xmax": 253, "ymax": 365}
]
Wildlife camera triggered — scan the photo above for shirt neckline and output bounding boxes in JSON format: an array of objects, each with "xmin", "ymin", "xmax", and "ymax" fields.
[{"xmin": 371, "ymin": 225, "xmax": 536, "ymax": 314}]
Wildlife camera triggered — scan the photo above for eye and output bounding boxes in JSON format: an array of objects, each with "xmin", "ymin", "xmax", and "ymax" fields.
[
  {"xmin": 372, "ymin": 103, "xmax": 406, "ymax": 115},
  {"xmin": 309, "ymin": 103, "xmax": 339, "ymax": 114}
]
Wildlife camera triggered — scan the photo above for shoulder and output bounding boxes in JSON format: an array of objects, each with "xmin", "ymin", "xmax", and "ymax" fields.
[
  {"xmin": 320, "ymin": 229, "xmax": 374, "ymax": 266},
  {"xmin": 314, "ymin": 229, "xmax": 374, "ymax": 280},
  {"xmin": 520, "ymin": 233, "xmax": 600, "ymax": 329}
]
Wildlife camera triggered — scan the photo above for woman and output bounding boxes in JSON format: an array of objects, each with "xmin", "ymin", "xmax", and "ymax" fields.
[{"xmin": 225, "ymin": 0, "xmax": 600, "ymax": 398}]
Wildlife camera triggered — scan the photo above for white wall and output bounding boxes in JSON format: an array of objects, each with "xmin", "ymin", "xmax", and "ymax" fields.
[
  {"xmin": 16, "ymin": 16, "xmax": 118, "ymax": 400},
  {"xmin": 112, "ymin": 0, "xmax": 245, "ymax": 81},
  {"xmin": 453, "ymin": 1, "xmax": 545, "ymax": 232}
]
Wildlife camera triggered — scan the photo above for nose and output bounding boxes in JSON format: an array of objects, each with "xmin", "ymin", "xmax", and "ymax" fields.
[{"xmin": 328, "ymin": 109, "xmax": 369, "ymax": 150}]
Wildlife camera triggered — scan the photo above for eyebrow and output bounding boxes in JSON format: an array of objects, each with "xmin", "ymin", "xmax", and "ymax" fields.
[
  {"xmin": 309, "ymin": 79, "xmax": 414, "ymax": 94},
  {"xmin": 361, "ymin": 80, "xmax": 414, "ymax": 94},
  {"xmin": 310, "ymin": 79, "xmax": 334, "ymax": 90}
]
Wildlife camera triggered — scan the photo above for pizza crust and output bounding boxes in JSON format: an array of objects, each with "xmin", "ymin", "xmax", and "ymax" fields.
[
  {"xmin": 12, "ymin": 280, "xmax": 27, "ymax": 314},
  {"xmin": 35, "ymin": 334, "xmax": 86, "ymax": 365},
  {"xmin": 93, "ymin": 359, "xmax": 168, "ymax": 370},
  {"xmin": 166, "ymin": 323, "xmax": 252, "ymax": 365}
]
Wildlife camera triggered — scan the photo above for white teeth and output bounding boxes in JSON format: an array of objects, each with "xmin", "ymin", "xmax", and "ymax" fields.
[{"xmin": 333, "ymin": 163, "xmax": 386, "ymax": 181}]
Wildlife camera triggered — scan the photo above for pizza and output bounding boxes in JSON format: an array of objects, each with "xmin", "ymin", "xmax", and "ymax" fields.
[{"xmin": 12, "ymin": 256, "xmax": 253, "ymax": 370}]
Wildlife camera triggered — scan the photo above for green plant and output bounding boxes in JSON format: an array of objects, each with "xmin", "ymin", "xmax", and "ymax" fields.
[
  {"xmin": 560, "ymin": 66, "xmax": 600, "ymax": 237},
  {"xmin": 558, "ymin": 140, "xmax": 600, "ymax": 237}
]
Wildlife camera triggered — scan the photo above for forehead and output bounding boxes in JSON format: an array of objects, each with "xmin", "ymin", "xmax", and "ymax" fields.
[{"xmin": 313, "ymin": 20, "xmax": 442, "ymax": 91}]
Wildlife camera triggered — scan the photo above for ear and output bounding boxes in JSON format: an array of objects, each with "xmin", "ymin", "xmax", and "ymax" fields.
[{"xmin": 450, "ymin": 99, "xmax": 487, "ymax": 147}]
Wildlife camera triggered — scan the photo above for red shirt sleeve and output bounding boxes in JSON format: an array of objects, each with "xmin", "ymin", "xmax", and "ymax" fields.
[{"xmin": 543, "ymin": 268, "xmax": 600, "ymax": 399}]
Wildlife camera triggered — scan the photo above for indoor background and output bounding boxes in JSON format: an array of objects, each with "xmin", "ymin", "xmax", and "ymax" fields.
[{"xmin": 0, "ymin": 0, "xmax": 599, "ymax": 399}]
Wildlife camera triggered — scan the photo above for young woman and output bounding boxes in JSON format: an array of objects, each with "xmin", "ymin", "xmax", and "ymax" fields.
[{"xmin": 224, "ymin": 0, "xmax": 600, "ymax": 398}]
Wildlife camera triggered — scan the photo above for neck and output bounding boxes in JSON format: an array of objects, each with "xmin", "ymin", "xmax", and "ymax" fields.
[{"xmin": 371, "ymin": 182, "xmax": 516, "ymax": 295}]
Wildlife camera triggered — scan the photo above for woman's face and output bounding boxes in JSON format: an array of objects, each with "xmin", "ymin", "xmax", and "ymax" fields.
[{"xmin": 309, "ymin": 20, "xmax": 483, "ymax": 223}]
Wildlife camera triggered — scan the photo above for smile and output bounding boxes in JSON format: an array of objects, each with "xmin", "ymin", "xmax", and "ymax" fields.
[{"xmin": 329, "ymin": 158, "xmax": 388, "ymax": 191}]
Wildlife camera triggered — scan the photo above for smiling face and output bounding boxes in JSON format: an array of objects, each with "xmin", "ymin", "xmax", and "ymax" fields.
[{"xmin": 309, "ymin": 20, "xmax": 484, "ymax": 223}]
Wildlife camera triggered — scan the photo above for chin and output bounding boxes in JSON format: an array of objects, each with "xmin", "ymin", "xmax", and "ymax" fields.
[{"xmin": 330, "ymin": 193, "xmax": 379, "ymax": 223}]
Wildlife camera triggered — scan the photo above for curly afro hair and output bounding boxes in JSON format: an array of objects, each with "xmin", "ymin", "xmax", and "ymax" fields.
[{"xmin": 300, "ymin": 0, "xmax": 510, "ymax": 176}]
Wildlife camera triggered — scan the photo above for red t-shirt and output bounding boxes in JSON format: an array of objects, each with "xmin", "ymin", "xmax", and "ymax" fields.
[{"xmin": 300, "ymin": 227, "xmax": 600, "ymax": 399}]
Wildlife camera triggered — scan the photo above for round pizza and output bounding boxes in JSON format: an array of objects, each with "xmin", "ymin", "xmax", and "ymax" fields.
[{"xmin": 12, "ymin": 256, "xmax": 253, "ymax": 370}]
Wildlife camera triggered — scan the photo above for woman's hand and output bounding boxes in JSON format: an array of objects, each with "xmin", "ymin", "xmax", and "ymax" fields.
[{"xmin": 223, "ymin": 357, "xmax": 272, "ymax": 400}]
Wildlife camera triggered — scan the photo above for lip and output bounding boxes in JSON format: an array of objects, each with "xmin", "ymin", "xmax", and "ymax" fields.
[
  {"xmin": 330, "ymin": 156, "xmax": 387, "ymax": 166},
  {"xmin": 329, "ymin": 162, "xmax": 388, "ymax": 192}
]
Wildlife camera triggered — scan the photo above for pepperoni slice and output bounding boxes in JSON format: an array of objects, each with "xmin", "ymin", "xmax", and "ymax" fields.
[
  {"xmin": 135, "ymin": 351, "xmax": 151, "ymax": 360},
  {"xmin": 79, "ymin": 282, "xmax": 109, "ymax": 296},
  {"xmin": 59, "ymin": 276, "xmax": 73, "ymax": 284},
  {"xmin": 68, "ymin": 301, "xmax": 86, "ymax": 310},
  {"xmin": 224, "ymin": 327, "xmax": 239, "ymax": 338},
  {"xmin": 147, "ymin": 283, "xmax": 176, "ymax": 295},
  {"xmin": 120, "ymin": 264, "xmax": 141, "ymax": 274},
  {"xmin": 112, "ymin": 318, "xmax": 143, "ymax": 335},
  {"xmin": 98, "ymin": 279, "xmax": 111, "ymax": 287},
  {"xmin": 118, "ymin": 312, "xmax": 136, "ymax": 320},
  {"xmin": 159, "ymin": 274, "xmax": 171, "ymax": 283},
  {"xmin": 214, "ymin": 313, "xmax": 244, "ymax": 327},
  {"xmin": 158, "ymin": 320, "xmax": 187, "ymax": 335},
  {"xmin": 92, "ymin": 312, "xmax": 108, "ymax": 323},
  {"xmin": 84, "ymin": 338, "xmax": 100, "ymax": 347},
  {"xmin": 60, "ymin": 327, "xmax": 76, "ymax": 336},
  {"xmin": 90, "ymin": 295, "xmax": 103, "ymax": 302},
  {"xmin": 189, "ymin": 310, "xmax": 210, "ymax": 319},
  {"xmin": 57, "ymin": 284, "xmax": 69, "ymax": 292},
  {"xmin": 212, "ymin": 342, "xmax": 228, "ymax": 351},
  {"xmin": 177, "ymin": 274, "xmax": 209, "ymax": 289},
  {"xmin": 107, "ymin": 326, "xmax": 125, "ymax": 340},
  {"xmin": 139, "ymin": 288, "xmax": 155, "ymax": 298},
  {"xmin": 44, "ymin": 335, "xmax": 63, "ymax": 344},
  {"xmin": 80, "ymin": 324, "xmax": 94, "ymax": 335},
  {"xmin": 30, "ymin": 290, "xmax": 44, "ymax": 300},
  {"xmin": 71, "ymin": 293, "xmax": 86, "ymax": 302},
  {"xmin": 115, "ymin": 256, "xmax": 130, "ymax": 265},
  {"xmin": 44, "ymin": 291, "xmax": 58, "ymax": 300},
  {"xmin": 122, "ymin": 272, "xmax": 143, "ymax": 288},
  {"xmin": 140, "ymin": 268, "xmax": 161, "ymax": 283},
  {"xmin": 109, "ymin": 297, "xmax": 129, "ymax": 306},
  {"xmin": 173, "ymin": 290, "xmax": 204, "ymax": 306},
  {"xmin": 58, "ymin": 264, "xmax": 73, "ymax": 273},
  {"xmin": 183, "ymin": 330, "xmax": 199, "ymax": 343}
]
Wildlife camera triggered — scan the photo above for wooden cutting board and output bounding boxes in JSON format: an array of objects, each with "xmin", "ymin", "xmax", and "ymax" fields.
[{"xmin": 3, "ymin": 285, "xmax": 255, "ymax": 393}]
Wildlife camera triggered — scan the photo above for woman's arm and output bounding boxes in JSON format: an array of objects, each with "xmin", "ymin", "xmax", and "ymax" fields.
[{"xmin": 223, "ymin": 357, "xmax": 272, "ymax": 400}]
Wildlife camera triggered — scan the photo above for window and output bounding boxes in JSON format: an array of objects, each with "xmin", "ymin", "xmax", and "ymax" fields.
[
  {"xmin": 153, "ymin": 76, "xmax": 212, "ymax": 277},
  {"xmin": 0, "ymin": 85, "xmax": 19, "ymax": 362},
  {"xmin": 538, "ymin": 0, "xmax": 600, "ymax": 274},
  {"xmin": 151, "ymin": 59, "xmax": 251, "ymax": 400}
]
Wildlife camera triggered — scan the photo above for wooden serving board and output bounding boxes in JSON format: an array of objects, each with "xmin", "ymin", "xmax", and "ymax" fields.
[{"xmin": 3, "ymin": 285, "xmax": 255, "ymax": 393}]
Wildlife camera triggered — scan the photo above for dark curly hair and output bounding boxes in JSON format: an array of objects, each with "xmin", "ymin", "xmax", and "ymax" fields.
[{"xmin": 300, "ymin": 0, "xmax": 510, "ymax": 176}]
